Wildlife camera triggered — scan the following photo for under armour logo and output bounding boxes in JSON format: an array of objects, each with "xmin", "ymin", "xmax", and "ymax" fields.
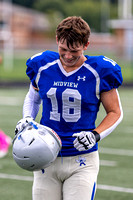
[
  {"xmin": 77, "ymin": 76, "xmax": 86, "ymax": 81},
  {"xmin": 75, "ymin": 156, "xmax": 86, "ymax": 166}
]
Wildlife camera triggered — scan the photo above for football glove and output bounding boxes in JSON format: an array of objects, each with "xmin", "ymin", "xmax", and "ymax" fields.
[
  {"xmin": 73, "ymin": 130, "xmax": 100, "ymax": 151},
  {"xmin": 15, "ymin": 116, "xmax": 37, "ymax": 135}
]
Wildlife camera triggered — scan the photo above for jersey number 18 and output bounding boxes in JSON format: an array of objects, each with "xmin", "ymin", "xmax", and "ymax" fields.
[{"xmin": 47, "ymin": 87, "xmax": 81, "ymax": 122}]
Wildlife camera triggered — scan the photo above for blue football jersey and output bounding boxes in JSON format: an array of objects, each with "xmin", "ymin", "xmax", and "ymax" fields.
[{"xmin": 26, "ymin": 50, "xmax": 123, "ymax": 156}]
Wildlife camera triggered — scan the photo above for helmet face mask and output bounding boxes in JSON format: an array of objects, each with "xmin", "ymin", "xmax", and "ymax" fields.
[{"xmin": 12, "ymin": 124, "xmax": 62, "ymax": 171}]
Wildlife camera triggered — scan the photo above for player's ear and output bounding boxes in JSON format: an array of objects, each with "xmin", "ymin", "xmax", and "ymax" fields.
[
  {"xmin": 56, "ymin": 36, "xmax": 58, "ymax": 44},
  {"xmin": 84, "ymin": 41, "xmax": 90, "ymax": 50}
]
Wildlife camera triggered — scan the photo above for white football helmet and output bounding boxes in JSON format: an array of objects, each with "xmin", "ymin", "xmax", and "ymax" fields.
[{"xmin": 12, "ymin": 123, "xmax": 62, "ymax": 171}]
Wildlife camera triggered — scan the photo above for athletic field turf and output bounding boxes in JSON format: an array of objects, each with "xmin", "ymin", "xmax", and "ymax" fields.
[{"xmin": 0, "ymin": 87, "xmax": 133, "ymax": 200}]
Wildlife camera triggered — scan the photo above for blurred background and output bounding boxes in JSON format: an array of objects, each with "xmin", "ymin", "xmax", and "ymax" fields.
[
  {"xmin": 0, "ymin": 0, "xmax": 133, "ymax": 200},
  {"xmin": 0, "ymin": 0, "xmax": 133, "ymax": 84}
]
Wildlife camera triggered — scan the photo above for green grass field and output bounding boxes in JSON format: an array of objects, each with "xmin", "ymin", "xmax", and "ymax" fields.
[
  {"xmin": 0, "ymin": 52, "xmax": 133, "ymax": 83},
  {"xmin": 0, "ymin": 87, "xmax": 133, "ymax": 200}
]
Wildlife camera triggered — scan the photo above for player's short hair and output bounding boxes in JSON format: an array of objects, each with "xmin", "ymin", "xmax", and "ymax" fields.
[{"xmin": 56, "ymin": 16, "xmax": 91, "ymax": 48}]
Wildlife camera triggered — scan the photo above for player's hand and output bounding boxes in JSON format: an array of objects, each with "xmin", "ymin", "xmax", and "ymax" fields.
[
  {"xmin": 15, "ymin": 116, "xmax": 37, "ymax": 135},
  {"xmin": 73, "ymin": 131, "xmax": 100, "ymax": 151}
]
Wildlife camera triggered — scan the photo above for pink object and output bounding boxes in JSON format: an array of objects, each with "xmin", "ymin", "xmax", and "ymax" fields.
[{"xmin": 0, "ymin": 130, "xmax": 11, "ymax": 158}]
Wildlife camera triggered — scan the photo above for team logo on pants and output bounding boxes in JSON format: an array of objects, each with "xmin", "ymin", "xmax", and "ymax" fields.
[{"xmin": 75, "ymin": 156, "xmax": 86, "ymax": 166}]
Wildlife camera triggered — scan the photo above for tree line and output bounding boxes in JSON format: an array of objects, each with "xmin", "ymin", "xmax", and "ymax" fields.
[{"xmin": 12, "ymin": 0, "xmax": 118, "ymax": 32}]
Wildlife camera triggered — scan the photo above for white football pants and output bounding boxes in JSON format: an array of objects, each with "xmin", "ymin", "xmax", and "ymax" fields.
[{"xmin": 32, "ymin": 151, "xmax": 99, "ymax": 200}]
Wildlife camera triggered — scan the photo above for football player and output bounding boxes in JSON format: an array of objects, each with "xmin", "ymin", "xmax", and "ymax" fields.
[{"xmin": 15, "ymin": 16, "xmax": 123, "ymax": 200}]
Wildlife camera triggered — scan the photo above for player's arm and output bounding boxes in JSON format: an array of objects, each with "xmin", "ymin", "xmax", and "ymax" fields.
[
  {"xmin": 94, "ymin": 88, "xmax": 123, "ymax": 139},
  {"xmin": 23, "ymin": 83, "xmax": 41, "ymax": 119},
  {"xmin": 73, "ymin": 89, "xmax": 123, "ymax": 151},
  {"xmin": 15, "ymin": 83, "xmax": 41, "ymax": 134}
]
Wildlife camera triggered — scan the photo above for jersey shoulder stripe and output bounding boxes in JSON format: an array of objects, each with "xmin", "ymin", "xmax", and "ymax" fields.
[
  {"xmin": 36, "ymin": 59, "xmax": 59, "ymax": 86},
  {"xmin": 26, "ymin": 51, "xmax": 60, "ymax": 87},
  {"xmin": 84, "ymin": 62, "xmax": 100, "ymax": 99},
  {"xmin": 85, "ymin": 55, "xmax": 123, "ymax": 91}
]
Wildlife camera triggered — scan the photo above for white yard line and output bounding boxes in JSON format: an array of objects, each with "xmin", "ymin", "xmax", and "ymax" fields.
[
  {"xmin": 100, "ymin": 160, "xmax": 117, "ymax": 167},
  {"xmin": 99, "ymin": 147, "xmax": 133, "ymax": 156},
  {"xmin": 97, "ymin": 184, "xmax": 133, "ymax": 194},
  {"xmin": 0, "ymin": 173, "xmax": 133, "ymax": 193},
  {"xmin": 0, "ymin": 97, "xmax": 23, "ymax": 106},
  {"xmin": 0, "ymin": 173, "xmax": 33, "ymax": 181}
]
